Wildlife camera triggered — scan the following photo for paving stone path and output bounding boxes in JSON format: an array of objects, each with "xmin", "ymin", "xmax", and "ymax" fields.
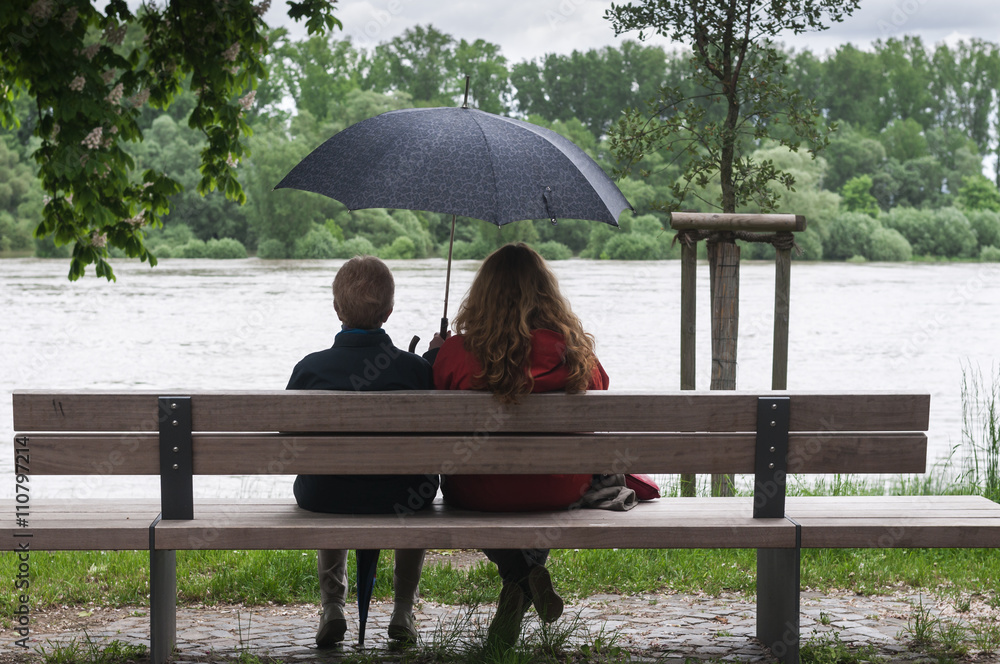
[{"xmin": 5, "ymin": 590, "xmax": 998, "ymax": 663}]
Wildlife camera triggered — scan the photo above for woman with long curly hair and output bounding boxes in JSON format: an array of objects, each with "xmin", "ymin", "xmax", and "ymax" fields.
[{"xmin": 431, "ymin": 242, "xmax": 609, "ymax": 649}]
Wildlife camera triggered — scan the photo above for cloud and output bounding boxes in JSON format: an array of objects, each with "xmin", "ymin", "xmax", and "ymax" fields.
[{"xmin": 269, "ymin": 0, "xmax": 1000, "ymax": 63}]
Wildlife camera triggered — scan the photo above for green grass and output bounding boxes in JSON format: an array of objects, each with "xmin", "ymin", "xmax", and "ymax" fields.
[{"xmin": 4, "ymin": 545, "xmax": 998, "ymax": 627}]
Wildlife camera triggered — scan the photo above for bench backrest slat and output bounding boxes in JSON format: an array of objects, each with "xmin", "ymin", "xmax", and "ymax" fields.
[
  {"xmin": 13, "ymin": 391, "xmax": 931, "ymax": 433},
  {"xmin": 20, "ymin": 431, "xmax": 927, "ymax": 476}
]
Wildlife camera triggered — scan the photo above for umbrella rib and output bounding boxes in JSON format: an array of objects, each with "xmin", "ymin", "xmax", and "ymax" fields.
[{"xmin": 466, "ymin": 111, "xmax": 501, "ymax": 224}]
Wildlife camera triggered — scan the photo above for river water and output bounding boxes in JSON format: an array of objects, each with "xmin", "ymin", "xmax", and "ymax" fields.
[{"xmin": 2, "ymin": 257, "xmax": 998, "ymax": 500}]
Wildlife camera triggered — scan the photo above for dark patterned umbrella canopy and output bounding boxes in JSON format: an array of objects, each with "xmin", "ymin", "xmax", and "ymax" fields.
[{"xmin": 274, "ymin": 106, "xmax": 632, "ymax": 226}]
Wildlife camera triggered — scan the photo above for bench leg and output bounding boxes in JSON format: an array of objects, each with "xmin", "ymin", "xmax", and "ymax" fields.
[
  {"xmin": 150, "ymin": 549, "xmax": 177, "ymax": 664},
  {"xmin": 757, "ymin": 547, "xmax": 799, "ymax": 664}
]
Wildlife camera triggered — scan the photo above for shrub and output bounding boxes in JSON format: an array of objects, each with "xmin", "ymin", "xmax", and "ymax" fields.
[
  {"xmin": 825, "ymin": 212, "xmax": 880, "ymax": 260},
  {"xmin": 256, "ymin": 238, "xmax": 288, "ymax": 259},
  {"xmin": 868, "ymin": 227, "xmax": 913, "ymax": 261},
  {"xmin": 534, "ymin": 240, "xmax": 573, "ymax": 260},
  {"xmin": 333, "ymin": 236, "xmax": 377, "ymax": 258},
  {"xmin": 379, "ymin": 235, "xmax": 416, "ymax": 259},
  {"xmin": 793, "ymin": 227, "xmax": 823, "ymax": 261},
  {"xmin": 390, "ymin": 209, "xmax": 434, "ymax": 257},
  {"xmin": 204, "ymin": 238, "xmax": 247, "ymax": 259},
  {"xmin": 151, "ymin": 244, "xmax": 173, "ymax": 259},
  {"xmin": 293, "ymin": 226, "xmax": 338, "ymax": 259},
  {"xmin": 630, "ymin": 214, "xmax": 665, "ymax": 235},
  {"xmin": 966, "ymin": 209, "xmax": 1000, "ymax": 250},
  {"xmin": 450, "ymin": 238, "xmax": 493, "ymax": 260},
  {"xmin": 176, "ymin": 239, "xmax": 207, "ymax": 258},
  {"xmin": 580, "ymin": 223, "xmax": 619, "ymax": 258},
  {"xmin": 601, "ymin": 233, "xmax": 660, "ymax": 260},
  {"xmin": 883, "ymin": 206, "xmax": 977, "ymax": 257},
  {"xmin": 981, "ymin": 245, "xmax": 1000, "ymax": 262},
  {"xmin": 930, "ymin": 207, "xmax": 978, "ymax": 258}
]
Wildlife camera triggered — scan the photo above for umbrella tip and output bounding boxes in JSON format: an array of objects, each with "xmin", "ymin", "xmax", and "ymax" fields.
[{"xmin": 462, "ymin": 74, "xmax": 470, "ymax": 109}]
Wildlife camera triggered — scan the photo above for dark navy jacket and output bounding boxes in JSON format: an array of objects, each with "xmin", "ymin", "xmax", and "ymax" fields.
[
  {"xmin": 286, "ymin": 330, "xmax": 433, "ymax": 392},
  {"xmin": 287, "ymin": 330, "xmax": 437, "ymax": 514}
]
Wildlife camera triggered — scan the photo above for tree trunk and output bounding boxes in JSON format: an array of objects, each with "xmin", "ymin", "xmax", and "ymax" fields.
[{"xmin": 708, "ymin": 235, "xmax": 739, "ymax": 496}]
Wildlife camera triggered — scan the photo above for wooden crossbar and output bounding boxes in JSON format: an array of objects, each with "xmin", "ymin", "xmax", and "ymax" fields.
[
  {"xmin": 19, "ymin": 431, "xmax": 928, "ymax": 476},
  {"xmin": 14, "ymin": 390, "xmax": 931, "ymax": 433}
]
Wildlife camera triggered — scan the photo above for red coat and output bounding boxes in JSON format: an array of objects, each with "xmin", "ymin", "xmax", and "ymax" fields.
[{"xmin": 433, "ymin": 329, "xmax": 610, "ymax": 511}]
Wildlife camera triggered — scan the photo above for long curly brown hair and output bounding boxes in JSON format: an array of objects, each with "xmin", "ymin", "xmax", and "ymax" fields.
[{"xmin": 452, "ymin": 243, "xmax": 597, "ymax": 404}]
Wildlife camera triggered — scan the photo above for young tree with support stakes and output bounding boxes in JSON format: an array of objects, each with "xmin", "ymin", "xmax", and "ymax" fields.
[
  {"xmin": 606, "ymin": 0, "xmax": 859, "ymax": 496},
  {"xmin": 0, "ymin": 0, "xmax": 340, "ymax": 280}
]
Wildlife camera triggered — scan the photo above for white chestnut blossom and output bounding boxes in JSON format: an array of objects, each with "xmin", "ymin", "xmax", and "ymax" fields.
[
  {"xmin": 60, "ymin": 7, "xmax": 79, "ymax": 30},
  {"xmin": 254, "ymin": 0, "xmax": 272, "ymax": 16},
  {"xmin": 81, "ymin": 127, "xmax": 103, "ymax": 150},
  {"xmin": 238, "ymin": 89, "xmax": 256, "ymax": 111},
  {"xmin": 130, "ymin": 89, "xmax": 151, "ymax": 108},
  {"xmin": 102, "ymin": 24, "xmax": 127, "ymax": 46},
  {"xmin": 82, "ymin": 43, "xmax": 101, "ymax": 61},
  {"xmin": 223, "ymin": 42, "xmax": 241, "ymax": 62},
  {"xmin": 27, "ymin": 0, "xmax": 54, "ymax": 21},
  {"xmin": 90, "ymin": 232, "xmax": 108, "ymax": 249},
  {"xmin": 69, "ymin": 76, "xmax": 86, "ymax": 92},
  {"xmin": 106, "ymin": 83, "xmax": 124, "ymax": 105}
]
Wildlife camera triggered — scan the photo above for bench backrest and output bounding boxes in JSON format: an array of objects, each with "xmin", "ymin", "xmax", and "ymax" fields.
[{"xmin": 13, "ymin": 390, "xmax": 930, "ymax": 518}]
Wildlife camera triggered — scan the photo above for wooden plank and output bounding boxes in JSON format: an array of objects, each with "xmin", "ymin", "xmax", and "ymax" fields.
[
  {"xmin": 152, "ymin": 499, "xmax": 798, "ymax": 550},
  {"xmin": 788, "ymin": 496, "xmax": 1000, "ymax": 548},
  {"xmin": 787, "ymin": 495, "xmax": 996, "ymax": 510},
  {"xmin": 772, "ymin": 247, "xmax": 791, "ymax": 391},
  {"xmin": 671, "ymin": 212, "xmax": 807, "ymax": 233},
  {"xmin": 21, "ymin": 432, "xmax": 927, "ymax": 475},
  {"xmin": 13, "ymin": 391, "xmax": 931, "ymax": 434},
  {"xmin": 0, "ymin": 513, "xmax": 157, "ymax": 550},
  {"xmin": 679, "ymin": 241, "xmax": 698, "ymax": 498}
]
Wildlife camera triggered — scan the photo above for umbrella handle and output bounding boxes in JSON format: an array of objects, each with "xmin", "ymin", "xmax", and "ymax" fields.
[
  {"xmin": 408, "ymin": 335, "xmax": 419, "ymax": 353},
  {"xmin": 440, "ymin": 317, "xmax": 448, "ymax": 337}
]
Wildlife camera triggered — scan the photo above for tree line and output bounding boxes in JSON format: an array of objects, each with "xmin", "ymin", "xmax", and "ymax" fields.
[{"xmin": 3, "ymin": 24, "xmax": 1000, "ymax": 264}]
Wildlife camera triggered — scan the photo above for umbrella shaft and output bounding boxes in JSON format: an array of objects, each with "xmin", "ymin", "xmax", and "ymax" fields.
[{"xmin": 442, "ymin": 214, "xmax": 457, "ymax": 335}]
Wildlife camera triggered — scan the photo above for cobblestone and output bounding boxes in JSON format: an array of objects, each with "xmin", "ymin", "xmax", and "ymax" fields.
[{"xmin": 3, "ymin": 591, "xmax": 999, "ymax": 663}]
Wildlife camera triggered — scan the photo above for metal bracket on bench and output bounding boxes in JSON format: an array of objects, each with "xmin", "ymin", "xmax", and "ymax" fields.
[
  {"xmin": 753, "ymin": 396, "xmax": 790, "ymax": 519},
  {"xmin": 159, "ymin": 397, "xmax": 193, "ymax": 520}
]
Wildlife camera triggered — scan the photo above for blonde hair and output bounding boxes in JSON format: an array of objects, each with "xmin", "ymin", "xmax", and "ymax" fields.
[
  {"xmin": 452, "ymin": 243, "xmax": 597, "ymax": 404},
  {"xmin": 332, "ymin": 255, "xmax": 394, "ymax": 329}
]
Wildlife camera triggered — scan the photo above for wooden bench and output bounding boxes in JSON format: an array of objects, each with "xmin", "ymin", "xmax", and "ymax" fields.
[{"xmin": 7, "ymin": 389, "xmax": 1000, "ymax": 664}]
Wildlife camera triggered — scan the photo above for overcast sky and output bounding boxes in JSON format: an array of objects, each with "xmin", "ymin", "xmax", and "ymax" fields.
[{"xmin": 267, "ymin": 0, "xmax": 1000, "ymax": 63}]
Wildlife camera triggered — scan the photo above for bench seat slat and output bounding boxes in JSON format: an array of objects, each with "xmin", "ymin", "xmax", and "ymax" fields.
[
  {"xmin": 20, "ymin": 432, "xmax": 927, "ymax": 476},
  {"xmin": 152, "ymin": 498, "xmax": 796, "ymax": 550},
  {"xmin": 0, "ymin": 502, "xmax": 158, "ymax": 550},
  {"xmin": 787, "ymin": 496, "xmax": 1000, "ymax": 548},
  {"xmin": 14, "ymin": 391, "xmax": 931, "ymax": 433}
]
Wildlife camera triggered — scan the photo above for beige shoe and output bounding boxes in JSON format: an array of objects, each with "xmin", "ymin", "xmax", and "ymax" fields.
[
  {"xmin": 315, "ymin": 604, "xmax": 347, "ymax": 648},
  {"xmin": 387, "ymin": 609, "xmax": 418, "ymax": 644},
  {"xmin": 527, "ymin": 565, "xmax": 563, "ymax": 623}
]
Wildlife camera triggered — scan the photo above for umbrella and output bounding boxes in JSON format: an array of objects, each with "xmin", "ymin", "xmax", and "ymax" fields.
[
  {"xmin": 275, "ymin": 82, "xmax": 632, "ymax": 336},
  {"xmin": 355, "ymin": 549, "xmax": 380, "ymax": 647}
]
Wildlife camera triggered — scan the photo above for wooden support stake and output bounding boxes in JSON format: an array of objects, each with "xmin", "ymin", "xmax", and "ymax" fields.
[
  {"xmin": 679, "ymin": 242, "xmax": 697, "ymax": 498},
  {"xmin": 772, "ymin": 244, "xmax": 791, "ymax": 390},
  {"xmin": 708, "ymin": 238, "xmax": 739, "ymax": 497}
]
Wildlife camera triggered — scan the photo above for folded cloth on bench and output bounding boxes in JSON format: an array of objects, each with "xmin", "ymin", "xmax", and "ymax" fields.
[{"xmin": 572, "ymin": 474, "xmax": 637, "ymax": 511}]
